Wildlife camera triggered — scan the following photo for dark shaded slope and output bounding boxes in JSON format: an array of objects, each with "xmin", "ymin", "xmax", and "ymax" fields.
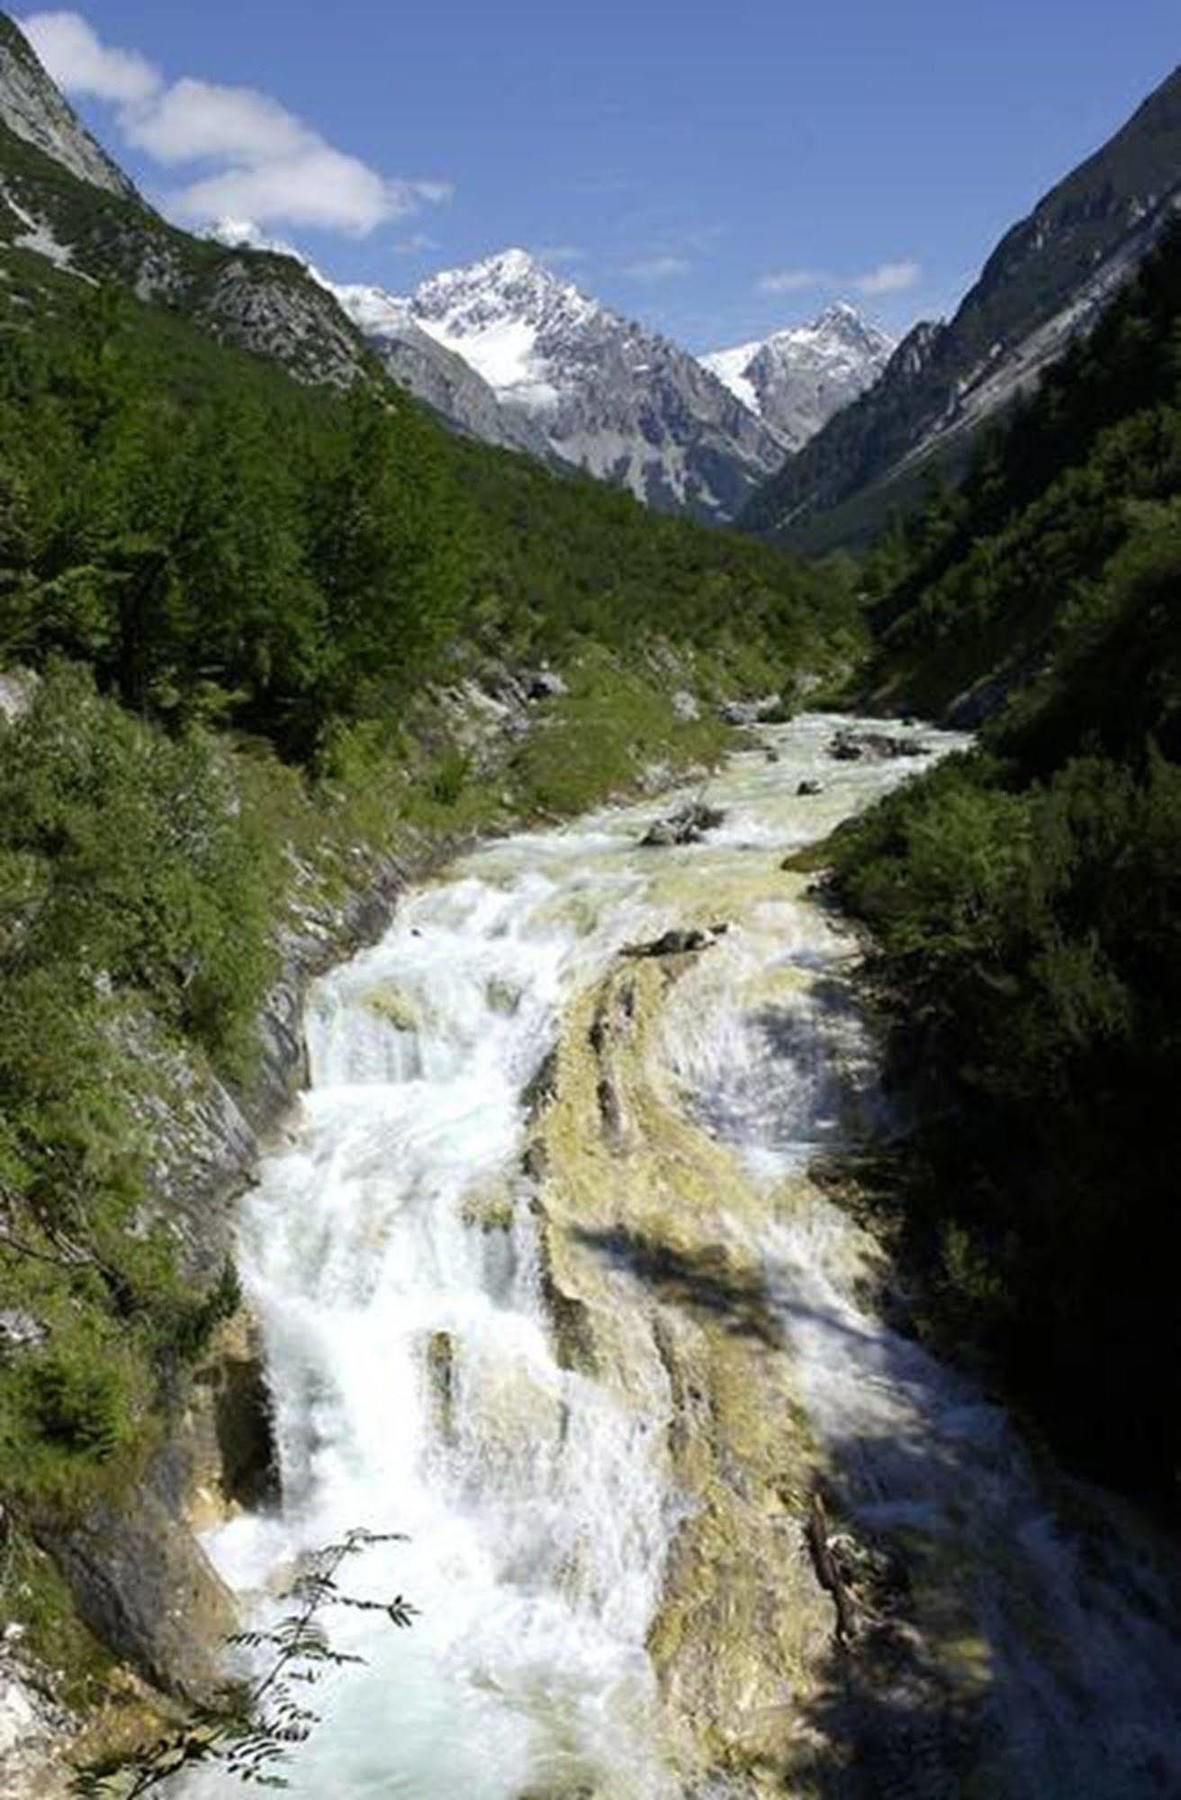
[
  {"xmin": 744, "ymin": 65, "xmax": 1181, "ymax": 552},
  {"xmin": 826, "ymin": 225, "xmax": 1181, "ymax": 1508}
]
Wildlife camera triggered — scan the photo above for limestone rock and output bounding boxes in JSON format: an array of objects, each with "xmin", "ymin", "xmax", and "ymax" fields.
[
  {"xmin": 0, "ymin": 1309, "xmax": 47, "ymax": 1354},
  {"xmin": 38, "ymin": 1489, "xmax": 237, "ymax": 1701}
]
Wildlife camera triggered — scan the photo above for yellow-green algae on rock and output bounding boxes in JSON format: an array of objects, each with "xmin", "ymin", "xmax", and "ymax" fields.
[{"xmin": 526, "ymin": 952, "xmax": 837, "ymax": 1790}]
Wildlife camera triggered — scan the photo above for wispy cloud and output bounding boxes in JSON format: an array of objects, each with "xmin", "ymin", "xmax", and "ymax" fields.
[
  {"xmin": 854, "ymin": 259, "xmax": 921, "ymax": 296},
  {"xmin": 19, "ymin": 8, "xmax": 157, "ymax": 103},
  {"xmin": 621, "ymin": 255, "xmax": 691, "ymax": 283},
  {"xmin": 758, "ymin": 258, "xmax": 922, "ymax": 298},
  {"xmin": 757, "ymin": 267, "xmax": 826, "ymax": 295},
  {"xmin": 534, "ymin": 244, "xmax": 585, "ymax": 267},
  {"xmin": 20, "ymin": 11, "xmax": 452, "ymax": 238},
  {"xmin": 393, "ymin": 232, "xmax": 441, "ymax": 256}
]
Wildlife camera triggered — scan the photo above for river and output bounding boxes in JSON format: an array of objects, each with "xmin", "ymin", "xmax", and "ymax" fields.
[{"xmin": 189, "ymin": 714, "xmax": 1181, "ymax": 1799}]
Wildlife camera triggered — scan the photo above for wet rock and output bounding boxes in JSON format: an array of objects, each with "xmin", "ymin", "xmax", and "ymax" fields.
[
  {"xmin": 37, "ymin": 1489, "xmax": 237, "ymax": 1701},
  {"xmin": 828, "ymin": 727, "xmax": 924, "ymax": 763},
  {"xmin": 796, "ymin": 779, "xmax": 823, "ymax": 797},
  {"xmin": 425, "ymin": 1331, "xmax": 455, "ymax": 1441},
  {"xmin": 190, "ymin": 1315, "xmax": 279, "ymax": 1517},
  {"xmin": 621, "ymin": 925, "xmax": 728, "ymax": 960},
  {"xmin": 460, "ymin": 1180, "xmax": 516, "ymax": 1232},
  {"xmin": 639, "ymin": 801, "xmax": 725, "ymax": 848},
  {"xmin": 524, "ymin": 960, "xmax": 835, "ymax": 1787},
  {"xmin": 521, "ymin": 1140, "xmax": 550, "ymax": 1183},
  {"xmin": 522, "ymin": 1048, "xmax": 560, "ymax": 1118},
  {"xmin": 764, "ymin": 747, "xmax": 781, "ymax": 764}
]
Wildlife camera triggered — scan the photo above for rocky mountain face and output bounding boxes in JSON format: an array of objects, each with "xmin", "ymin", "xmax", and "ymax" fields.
[
  {"xmin": 0, "ymin": 13, "xmax": 135, "ymax": 199},
  {"xmin": 744, "ymin": 63, "xmax": 1181, "ymax": 550},
  {"xmin": 337, "ymin": 250, "xmax": 787, "ymax": 523},
  {"xmin": 701, "ymin": 303, "xmax": 894, "ymax": 452},
  {"xmin": 332, "ymin": 280, "xmax": 554, "ymax": 459},
  {"xmin": 0, "ymin": 16, "xmax": 369, "ymax": 387}
]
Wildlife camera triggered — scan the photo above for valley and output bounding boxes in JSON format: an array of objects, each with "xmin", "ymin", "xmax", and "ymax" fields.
[{"xmin": 0, "ymin": 10, "xmax": 1179, "ymax": 1796}]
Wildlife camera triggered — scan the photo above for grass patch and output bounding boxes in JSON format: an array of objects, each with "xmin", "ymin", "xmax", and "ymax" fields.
[{"xmin": 510, "ymin": 646, "xmax": 733, "ymax": 817}]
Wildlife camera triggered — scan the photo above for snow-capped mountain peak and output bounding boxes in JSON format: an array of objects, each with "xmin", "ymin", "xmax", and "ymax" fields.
[
  {"xmin": 333, "ymin": 246, "xmax": 788, "ymax": 521},
  {"xmin": 407, "ymin": 249, "xmax": 606, "ymax": 410},
  {"xmin": 702, "ymin": 305, "xmax": 895, "ymax": 452}
]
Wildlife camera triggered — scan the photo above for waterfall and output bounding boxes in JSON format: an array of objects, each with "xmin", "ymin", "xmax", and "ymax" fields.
[{"xmin": 188, "ymin": 715, "xmax": 1181, "ymax": 1799}]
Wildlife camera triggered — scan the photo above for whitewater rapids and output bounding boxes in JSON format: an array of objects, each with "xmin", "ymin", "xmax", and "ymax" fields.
[{"xmin": 187, "ymin": 714, "xmax": 1181, "ymax": 1799}]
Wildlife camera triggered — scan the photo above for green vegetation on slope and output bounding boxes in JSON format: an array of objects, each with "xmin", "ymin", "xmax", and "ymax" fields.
[{"xmin": 828, "ymin": 225, "xmax": 1181, "ymax": 1506}]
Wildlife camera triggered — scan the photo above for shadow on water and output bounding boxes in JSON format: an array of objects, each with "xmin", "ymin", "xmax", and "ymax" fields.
[
  {"xmin": 571, "ymin": 1225, "xmax": 784, "ymax": 1349},
  {"xmin": 766, "ymin": 1274, "xmax": 1181, "ymax": 1800}
]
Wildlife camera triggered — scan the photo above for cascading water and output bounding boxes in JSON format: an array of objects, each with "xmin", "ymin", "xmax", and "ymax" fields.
[{"xmin": 190, "ymin": 715, "xmax": 1181, "ymax": 1799}]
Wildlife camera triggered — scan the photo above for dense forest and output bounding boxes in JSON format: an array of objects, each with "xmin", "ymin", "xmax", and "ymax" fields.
[
  {"xmin": 0, "ymin": 249, "xmax": 858, "ymax": 1540},
  {"xmin": 829, "ymin": 222, "xmax": 1181, "ymax": 1505}
]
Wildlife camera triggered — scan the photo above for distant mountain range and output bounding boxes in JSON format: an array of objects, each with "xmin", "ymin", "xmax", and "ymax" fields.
[
  {"xmin": 331, "ymin": 259, "xmax": 893, "ymax": 523},
  {"xmin": 1, "ymin": 10, "xmax": 1178, "ymax": 545},
  {"xmin": 742, "ymin": 64, "xmax": 1181, "ymax": 550}
]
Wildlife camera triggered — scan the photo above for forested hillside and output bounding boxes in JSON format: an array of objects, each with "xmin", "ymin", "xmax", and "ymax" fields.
[{"xmin": 828, "ymin": 223, "xmax": 1181, "ymax": 1506}]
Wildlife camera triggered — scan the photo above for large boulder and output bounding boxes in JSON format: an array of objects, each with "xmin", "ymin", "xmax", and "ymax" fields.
[
  {"xmin": 640, "ymin": 801, "xmax": 725, "ymax": 848},
  {"xmin": 38, "ymin": 1488, "xmax": 237, "ymax": 1701}
]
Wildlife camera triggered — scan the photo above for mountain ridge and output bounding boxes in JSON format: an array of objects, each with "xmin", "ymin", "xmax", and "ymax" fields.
[
  {"xmin": 335, "ymin": 248, "xmax": 788, "ymax": 524},
  {"xmin": 701, "ymin": 302, "xmax": 895, "ymax": 451},
  {"xmin": 742, "ymin": 62, "xmax": 1181, "ymax": 550}
]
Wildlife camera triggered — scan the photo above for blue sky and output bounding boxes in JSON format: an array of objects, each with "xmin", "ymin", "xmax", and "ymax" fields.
[{"xmin": 19, "ymin": 3, "xmax": 1181, "ymax": 351}]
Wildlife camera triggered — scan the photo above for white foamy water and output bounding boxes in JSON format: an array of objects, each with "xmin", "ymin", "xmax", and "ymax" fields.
[{"xmin": 188, "ymin": 714, "xmax": 1181, "ymax": 1799}]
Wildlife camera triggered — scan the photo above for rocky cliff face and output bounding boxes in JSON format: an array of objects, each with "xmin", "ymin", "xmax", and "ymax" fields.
[
  {"xmin": 744, "ymin": 63, "xmax": 1181, "ymax": 549},
  {"xmin": 0, "ymin": 14, "xmax": 136, "ymax": 200},
  {"xmin": 338, "ymin": 250, "xmax": 786, "ymax": 523},
  {"xmin": 702, "ymin": 303, "xmax": 895, "ymax": 453}
]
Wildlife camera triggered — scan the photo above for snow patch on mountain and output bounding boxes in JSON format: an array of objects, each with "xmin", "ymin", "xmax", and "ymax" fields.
[
  {"xmin": 338, "ymin": 247, "xmax": 786, "ymax": 522},
  {"xmin": 703, "ymin": 303, "xmax": 895, "ymax": 450}
]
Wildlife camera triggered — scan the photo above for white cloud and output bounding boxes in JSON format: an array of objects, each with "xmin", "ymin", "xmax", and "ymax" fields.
[
  {"xmin": 757, "ymin": 267, "xmax": 825, "ymax": 295},
  {"xmin": 121, "ymin": 76, "xmax": 307, "ymax": 166},
  {"xmin": 757, "ymin": 258, "xmax": 922, "ymax": 299},
  {"xmin": 21, "ymin": 10, "xmax": 160, "ymax": 104},
  {"xmin": 207, "ymin": 217, "xmax": 305, "ymax": 260},
  {"xmin": 20, "ymin": 11, "xmax": 451, "ymax": 239},
  {"xmin": 173, "ymin": 151, "xmax": 444, "ymax": 238},
  {"xmin": 853, "ymin": 259, "xmax": 921, "ymax": 296},
  {"xmin": 534, "ymin": 244, "xmax": 585, "ymax": 266},
  {"xmin": 622, "ymin": 255, "xmax": 691, "ymax": 283}
]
